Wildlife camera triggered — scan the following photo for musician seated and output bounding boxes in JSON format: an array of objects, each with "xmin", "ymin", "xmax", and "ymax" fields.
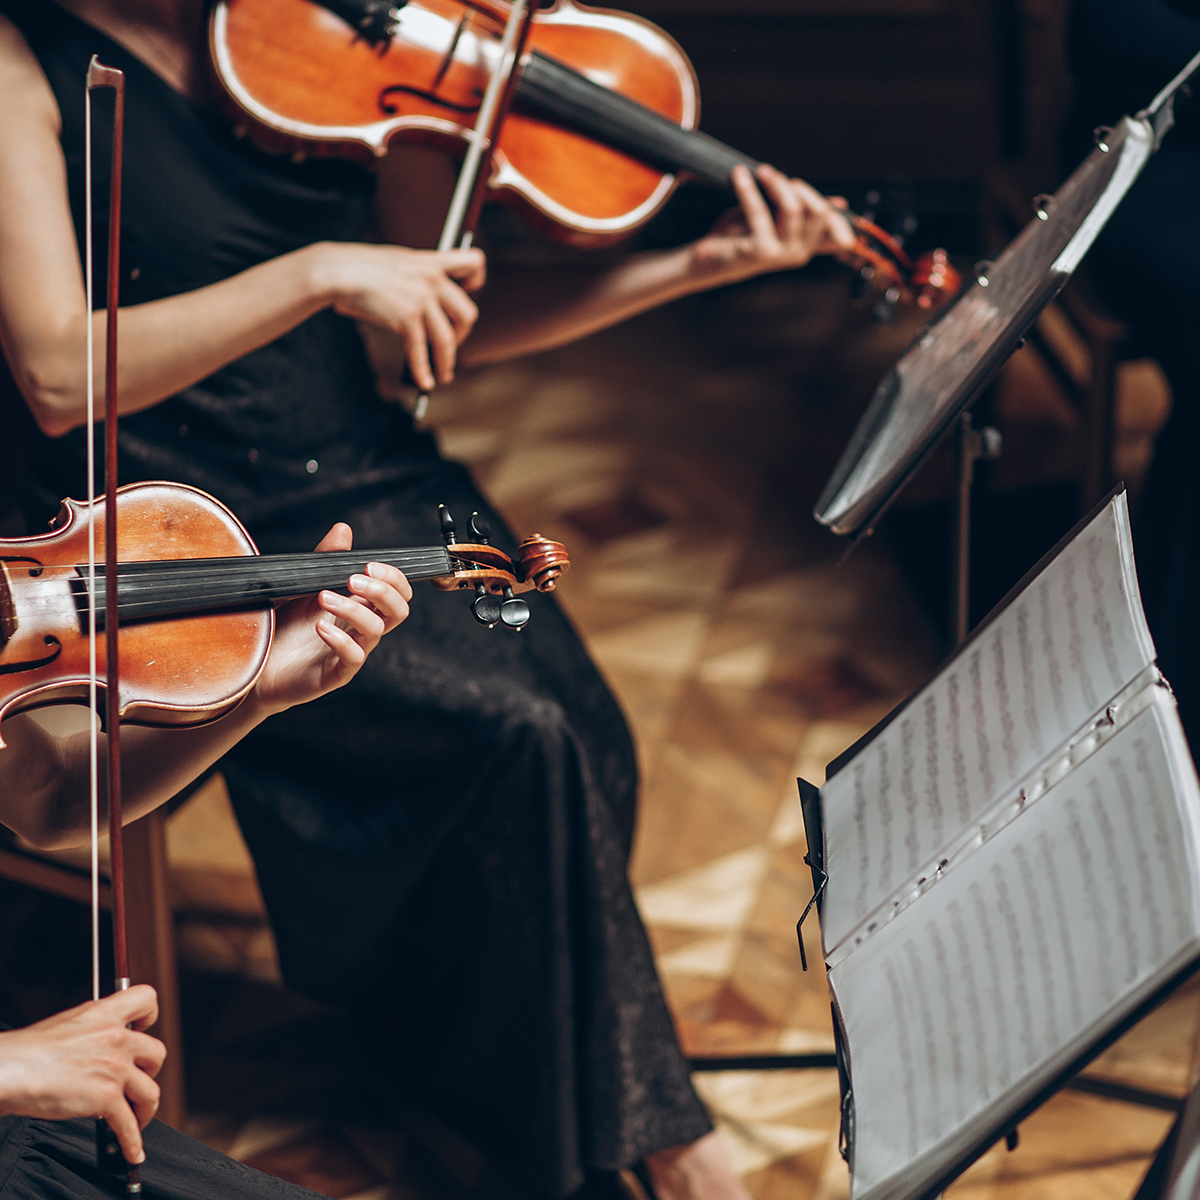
[
  {"xmin": 0, "ymin": 521, "xmax": 411, "ymax": 850},
  {"xmin": 0, "ymin": 522, "xmax": 410, "ymax": 1199}
]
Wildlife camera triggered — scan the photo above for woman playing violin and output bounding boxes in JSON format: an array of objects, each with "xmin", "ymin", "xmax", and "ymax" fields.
[
  {"xmin": 0, "ymin": 523, "xmax": 411, "ymax": 1199},
  {"xmin": 0, "ymin": 522, "xmax": 411, "ymax": 850},
  {"xmin": 0, "ymin": 3, "xmax": 852, "ymax": 1198}
]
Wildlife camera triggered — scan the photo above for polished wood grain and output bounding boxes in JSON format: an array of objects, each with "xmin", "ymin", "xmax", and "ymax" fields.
[
  {"xmin": 516, "ymin": 533, "xmax": 570, "ymax": 591},
  {"xmin": 0, "ymin": 482, "xmax": 271, "ymax": 734},
  {"xmin": 212, "ymin": 0, "xmax": 698, "ymax": 243}
]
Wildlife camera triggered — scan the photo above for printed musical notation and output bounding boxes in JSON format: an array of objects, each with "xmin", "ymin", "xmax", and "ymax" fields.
[
  {"xmin": 833, "ymin": 698, "xmax": 1197, "ymax": 1194},
  {"xmin": 821, "ymin": 495, "xmax": 1154, "ymax": 952}
]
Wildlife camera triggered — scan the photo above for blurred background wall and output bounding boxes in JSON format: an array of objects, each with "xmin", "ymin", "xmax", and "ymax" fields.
[{"xmin": 622, "ymin": 0, "xmax": 1072, "ymax": 254}]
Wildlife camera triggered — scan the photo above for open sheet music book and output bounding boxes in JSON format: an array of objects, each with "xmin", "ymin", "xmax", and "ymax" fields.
[{"xmin": 802, "ymin": 491, "xmax": 1200, "ymax": 1200}]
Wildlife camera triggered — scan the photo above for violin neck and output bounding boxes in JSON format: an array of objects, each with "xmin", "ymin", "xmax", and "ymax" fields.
[
  {"xmin": 75, "ymin": 547, "xmax": 453, "ymax": 626},
  {"xmin": 516, "ymin": 51, "xmax": 757, "ymax": 191}
]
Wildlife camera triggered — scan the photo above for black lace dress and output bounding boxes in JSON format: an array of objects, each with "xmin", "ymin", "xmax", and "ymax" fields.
[{"xmin": 3, "ymin": 4, "xmax": 711, "ymax": 1193}]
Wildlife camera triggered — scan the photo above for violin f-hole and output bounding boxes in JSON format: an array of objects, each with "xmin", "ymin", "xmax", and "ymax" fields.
[
  {"xmin": 0, "ymin": 635, "xmax": 63, "ymax": 677},
  {"xmin": 0, "ymin": 556, "xmax": 44, "ymax": 575},
  {"xmin": 433, "ymin": 8, "xmax": 471, "ymax": 91},
  {"xmin": 378, "ymin": 82, "xmax": 480, "ymax": 116}
]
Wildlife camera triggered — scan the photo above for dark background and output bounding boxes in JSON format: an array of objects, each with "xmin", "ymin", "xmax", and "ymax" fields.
[{"xmin": 623, "ymin": 0, "xmax": 1071, "ymax": 254}]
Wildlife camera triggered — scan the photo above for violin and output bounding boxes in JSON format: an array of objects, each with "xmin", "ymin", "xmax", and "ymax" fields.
[
  {"xmin": 0, "ymin": 480, "xmax": 568, "ymax": 735},
  {"xmin": 210, "ymin": 0, "xmax": 960, "ymax": 309}
]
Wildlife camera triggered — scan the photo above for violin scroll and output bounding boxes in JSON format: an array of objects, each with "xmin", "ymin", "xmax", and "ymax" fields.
[
  {"xmin": 432, "ymin": 507, "xmax": 571, "ymax": 624},
  {"xmin": 844, "ymin": 215, "xmax": 961, "ymax": 313},
  {"xmin": 464, "ymin": 533, "xmax": 568, "ymax": 629},
  {"xmin": 910, "ymin": 248, "xmax": 960, "ymax": 310},
  {"xmin": 517, "ymin": 534, "xmax": 570, "ymax": 592}
]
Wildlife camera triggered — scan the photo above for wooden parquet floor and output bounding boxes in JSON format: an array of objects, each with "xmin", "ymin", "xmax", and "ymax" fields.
[{"xmin": 1, "ymin": 264, "xmax": 1191, "ymax": 1200}]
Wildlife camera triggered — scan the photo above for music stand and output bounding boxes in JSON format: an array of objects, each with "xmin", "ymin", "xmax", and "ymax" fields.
[
  {"xmin": 812, "ymin": 51, "xmax": 1200, "ymax": 646},
  {"xmin": 688, "ymin": 51, "xmax": 1200, "ymax": 1090}
]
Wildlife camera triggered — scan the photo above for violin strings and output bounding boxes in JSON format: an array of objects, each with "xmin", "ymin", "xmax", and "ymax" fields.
[
  {"xmin": 68, "ymin": 532, "xmax": 536, "ymax": 622},
  {"xmin": 103, "ymin": 554, "xmax": 451, "ymax": 589},
  {"xmin": 517, "ymin": 51, "xmax": 756, "ymax": 192},
  {"xmin": 74, "ymin": 549, "xmax": 458, "ymax": 616},
  {"xmin": 105, "ymin": 565, "xmax": 455, "ymax": 617},
  {"xmin": 99, "ymin": 548, "xmax": 453, "ymax": 580},
  {"xmin": 84, "ymin": 81, "xmax": 100, "ymax": 1005},
  {"xmin": 87, "ymin": 547, "xmax": 453, "ymax": 577}
]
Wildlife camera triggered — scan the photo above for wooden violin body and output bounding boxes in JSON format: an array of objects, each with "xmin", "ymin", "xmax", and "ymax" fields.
[
  {"xmin": 0, "ymin": 481, "xmax": 568, "ymax": 736},
  {"xmin": 211, "ymin": 0, "xmax": 961, "ymax": 304},
  {"xmin": 0, "ymin": 483, "xmax": 269, "ymax": 733},
  {"xmin": 213, "ymin": 0, "xmax": 698, "ymax": 245}
]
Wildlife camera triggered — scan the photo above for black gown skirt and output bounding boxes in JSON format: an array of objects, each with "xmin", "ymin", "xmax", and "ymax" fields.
[
  {"xmin": 0, "ymin": 1115, "xmax": 326, "ymax": 1200},
  {"xmin": 221, "ymin": 467, "xmax": 711, "ymax": 1194},
  {"xmin": 4, "ymin": 3, "xmax": 711, "ymax": 1193}
]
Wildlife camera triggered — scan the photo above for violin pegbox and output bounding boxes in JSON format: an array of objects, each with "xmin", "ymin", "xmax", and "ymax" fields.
[
  {"xmin": 435, "ymin": 506, "xmax": 571, "ymax": 631},
  {"xmin": 843, "ymin": 214, "xmax": 961, "ymax": 318}
]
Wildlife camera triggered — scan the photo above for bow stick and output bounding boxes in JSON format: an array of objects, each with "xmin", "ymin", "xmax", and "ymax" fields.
[
  {"xmin": 410, "ymin": 0, "xmax": 535, "ymax": 421},
  {"xmin": 86, "ymin": 55, "xmax": 142, "ymax": 1197},
  {"xmin": 437, "ymin": 0, "xmax": 534, "ymax": 254}
]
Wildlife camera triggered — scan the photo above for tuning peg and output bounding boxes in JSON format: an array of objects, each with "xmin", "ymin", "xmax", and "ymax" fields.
[
  {"xmin": 438, "ymin": 504, "xmax": 457, "ymax": 545},
  {"xmin": 469, "ymin": 512, "xmax": 491, "ymax": 544},
  {"xmin": 472, "ymin": 584, "xmax": 502, "ymax": 628},
  {"xmin": 872, "ymin": 286, "xmax": 900, "ymax": 324},
  {"xmin": 500, "ymin": 586, "xmax": 530, "ymax": 630}
]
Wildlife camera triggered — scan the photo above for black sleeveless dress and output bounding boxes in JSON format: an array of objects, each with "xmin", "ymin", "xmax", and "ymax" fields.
[{"xmin": 2, "ymin": 5, "xmax": 711, "ymax": 1193}]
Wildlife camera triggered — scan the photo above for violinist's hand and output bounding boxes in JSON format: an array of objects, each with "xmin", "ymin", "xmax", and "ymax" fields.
[
  {"xmin": 309, "ymin": 243, "xmax": 486, "ymax": 391},
  {"xmin": 252, "ymin": 522, "xmax": 412, "ymax": 716},
  {"xmin": 0, "ymin": 986, "xmax": 164, "ymax": 1165},
  {"xmin": 689, "ymin": 163, "xmax": 856, "ymax": 286}
]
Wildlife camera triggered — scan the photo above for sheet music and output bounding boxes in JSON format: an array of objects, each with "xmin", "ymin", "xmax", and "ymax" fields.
[
  {"xmin": 820, "ymin": 494, "xmax": 1155, "ymax": 953},
  {"xmin": 830, "ymin": 693, "xmax": 1200, "ymax": 1200}
]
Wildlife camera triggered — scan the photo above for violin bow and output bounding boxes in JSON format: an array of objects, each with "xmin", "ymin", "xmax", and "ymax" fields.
[
  {"xmin": 437, "ymin": 0, "xmax": 534, "ymax": 253},
  {"xmin": 409, "ymin": 0, "xmax": 535, "ymax": 421},
  {"xmin": 86, "ymin": 54, "xmax": 142, "ymax": 1196}
]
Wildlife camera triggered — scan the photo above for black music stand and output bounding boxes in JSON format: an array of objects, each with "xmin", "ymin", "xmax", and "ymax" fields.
[
  {"xmin": 690, "ymin": 50, "xmax": 1200, "ymax": 1088},
  {"xmin": 812, "ymin": 52, "xmax": 1200, "ymax": 647}
]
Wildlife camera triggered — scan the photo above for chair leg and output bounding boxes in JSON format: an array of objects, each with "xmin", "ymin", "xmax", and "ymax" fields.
[{"xmin": 124, "ymin": 810, "xmax": 185, "ymax": 1129}]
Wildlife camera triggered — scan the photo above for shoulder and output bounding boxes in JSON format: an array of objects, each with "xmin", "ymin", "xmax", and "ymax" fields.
[{"xmin": 0, "ymin": 12, "xmax": 62, "ymax": 141}]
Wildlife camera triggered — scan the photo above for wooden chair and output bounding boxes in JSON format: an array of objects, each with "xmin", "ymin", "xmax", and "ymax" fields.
[{"xmin": 0, "ymin": 811, "xmax": 186, "ymax": 1129}]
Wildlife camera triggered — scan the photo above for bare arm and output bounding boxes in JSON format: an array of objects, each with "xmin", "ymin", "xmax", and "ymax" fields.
[
  {"xmin": 375, "ymin": 147, "xmax": 855, "ymax": 370},
  {"xmin": 0, "ymin": 16, "xmax": 484, "ymax": 433},
  {"xmin": 466, "ymin": 164, "xmax": 854, "ymax": 364},
  {"xmin": 0, "ymin": 524, "xmax": 411, "ymax": 849}
]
